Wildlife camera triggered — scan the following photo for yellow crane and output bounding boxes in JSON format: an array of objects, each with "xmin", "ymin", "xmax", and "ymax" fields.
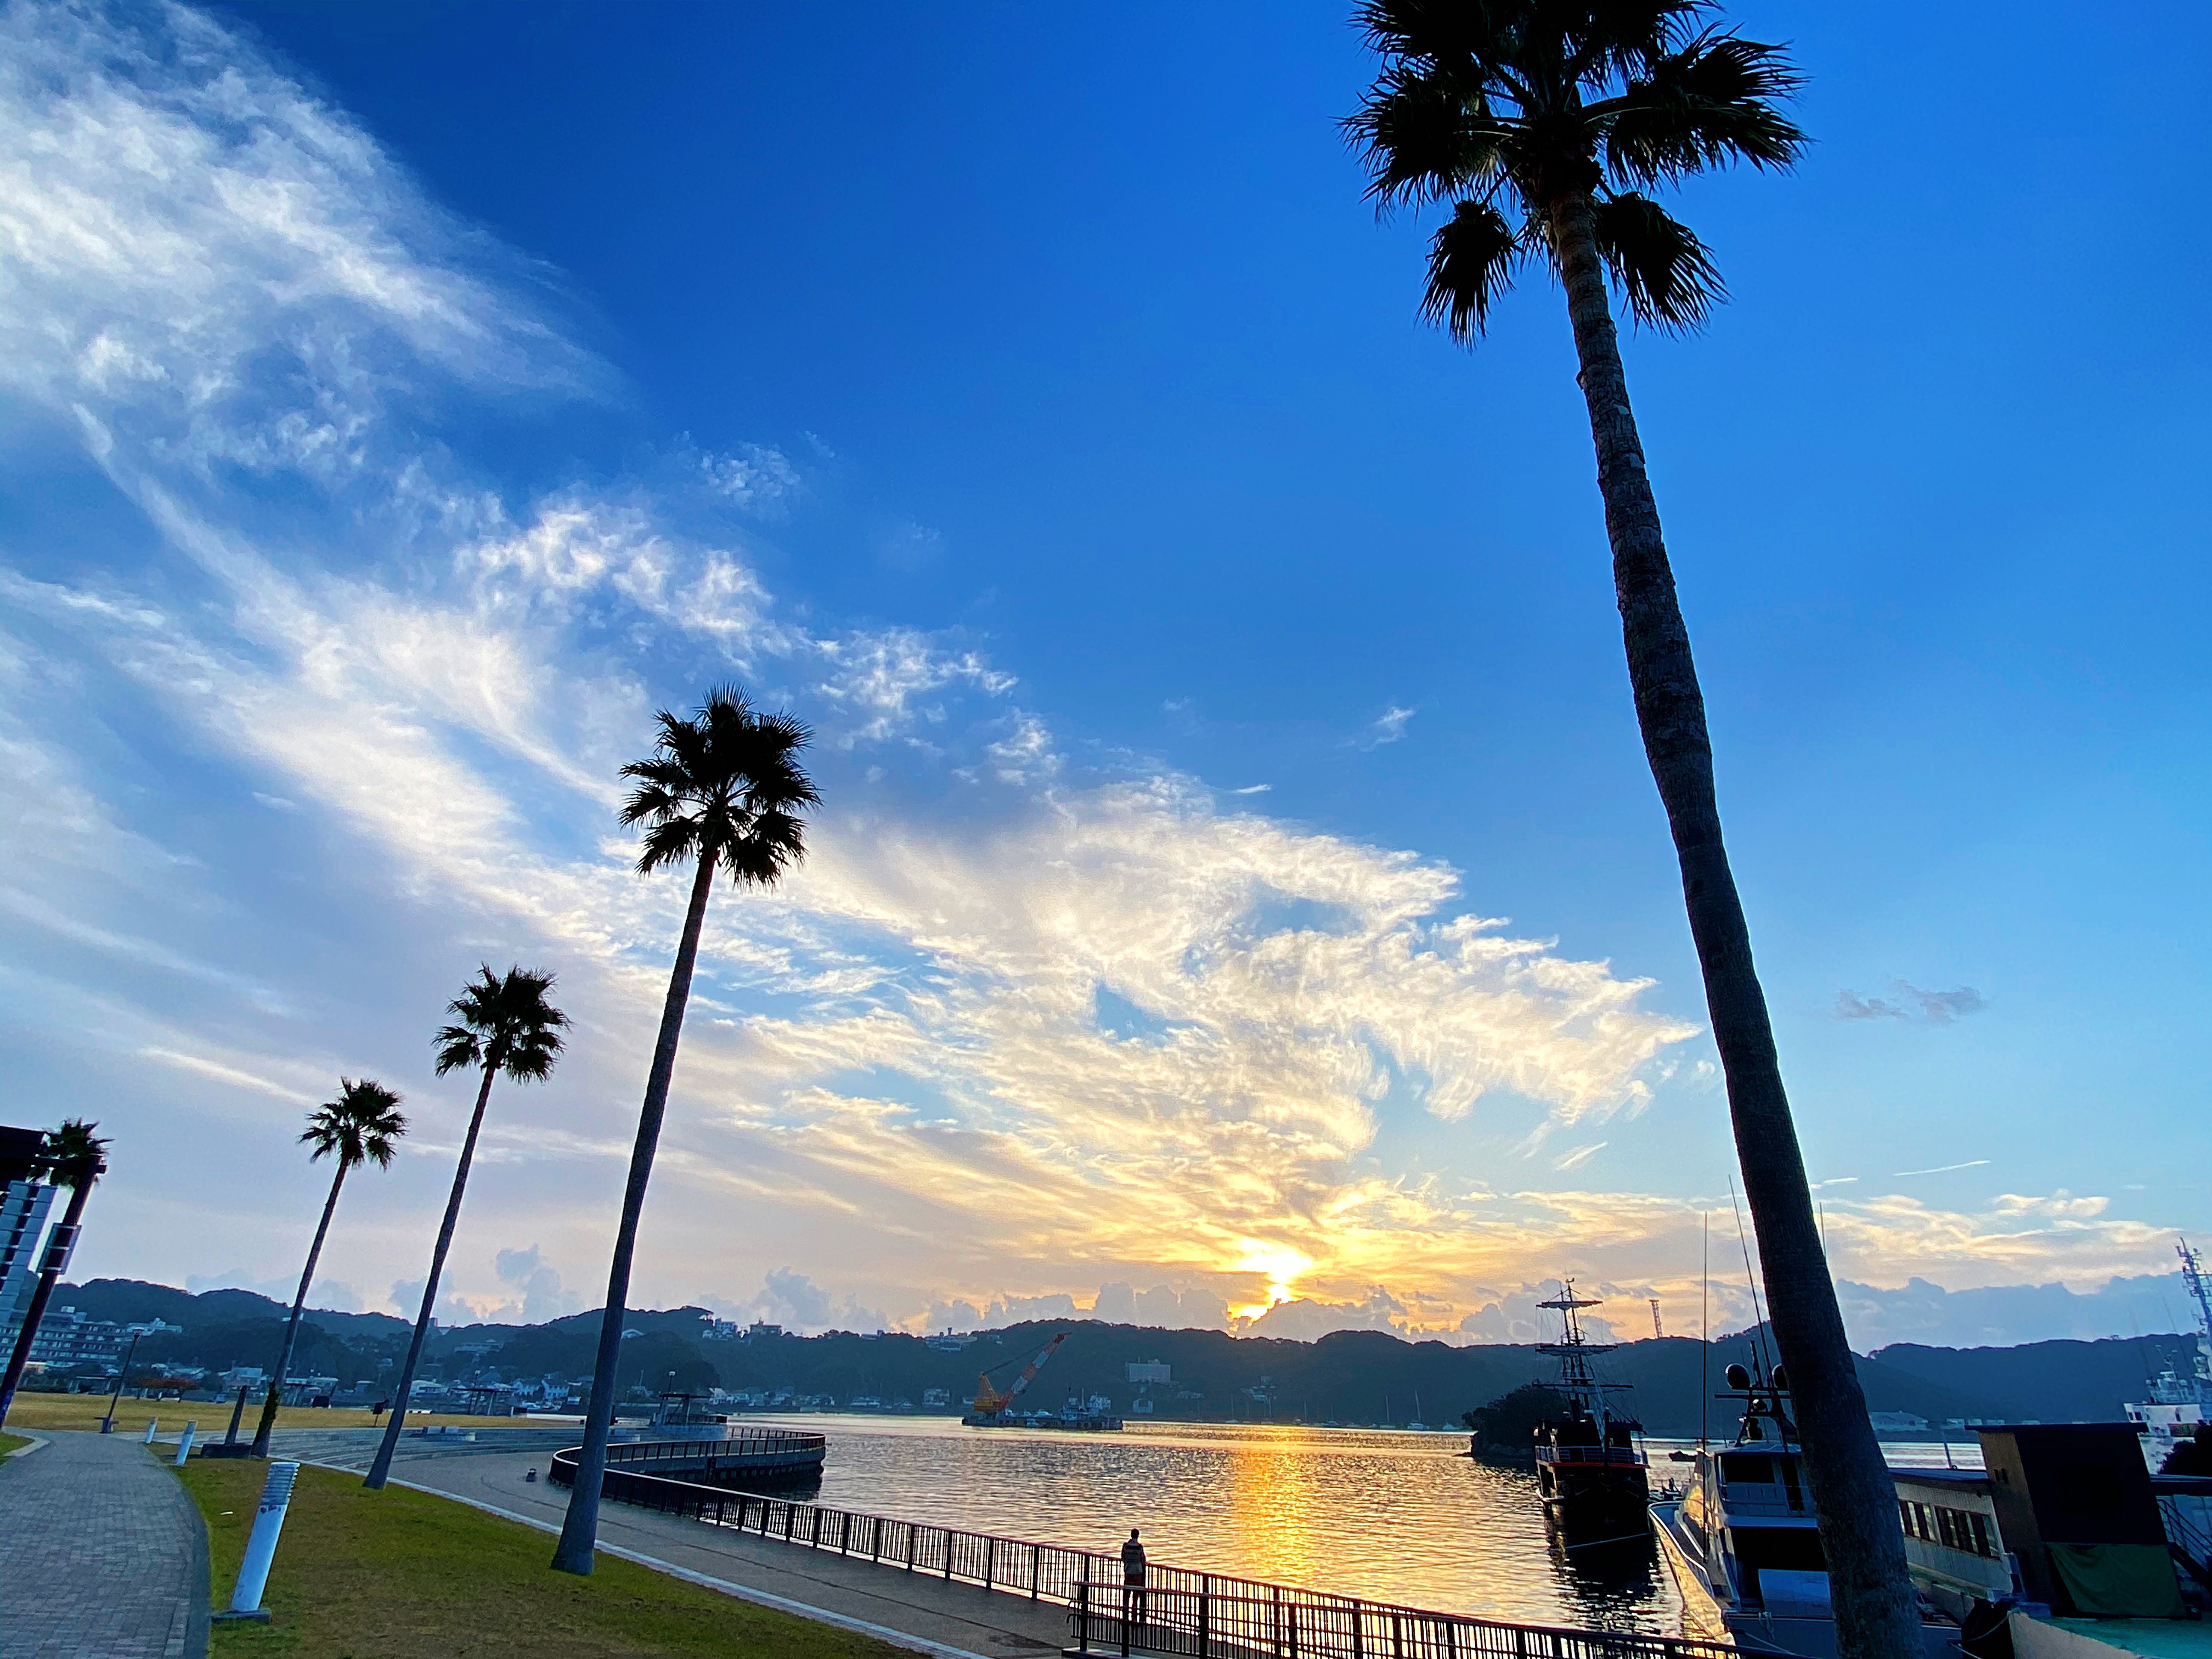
[{"xmin": 968, "ymin": 1331, "xmax": 1070, "ymax": 1417}]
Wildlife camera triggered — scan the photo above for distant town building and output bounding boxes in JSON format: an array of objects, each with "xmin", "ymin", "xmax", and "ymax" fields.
[
  {"xmin": 26, "ymin": 1308, "xmax": 179, "ymax": 1370},
  {"xmin": 1126, "ymin": 1359, "xmax": 1172, "ymax": 1385},
  {"xmin": 921, "ymin": 1387, "xmax": 951, "ymax": 1408},
  {"xmin": 1869, "ymin": 1412, "xmax": 1931, "ymax": 1434}
]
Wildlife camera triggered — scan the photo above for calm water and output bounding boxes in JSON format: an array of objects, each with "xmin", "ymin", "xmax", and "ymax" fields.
[
  {"xmin": 748, "ymin": 1415, "xmax": 1670, "ymax": 1632},
  {"xmin": 744, "ymin": 1416, "xmax": 1990, "ymax": 1633}
]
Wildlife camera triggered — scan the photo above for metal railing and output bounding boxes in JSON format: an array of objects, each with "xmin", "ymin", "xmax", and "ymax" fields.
[
  {"xmin": 550, "ymin": 1443, "xmax": 1740, "ymax": 1659},
  {"xmin": 548, "ymin": 1431, "xmax": 825, "ymax": 1496}
]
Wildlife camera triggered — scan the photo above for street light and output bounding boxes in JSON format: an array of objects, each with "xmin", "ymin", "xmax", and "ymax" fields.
[{"xmin": 99, "ymin": 1330, "xmax": 142, "ymax": 1434}]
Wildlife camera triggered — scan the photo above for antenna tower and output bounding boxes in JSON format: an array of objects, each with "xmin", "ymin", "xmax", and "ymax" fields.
[{"xmin": 1650, "ymin": 1298, "xmax": 1663, "ymax": 1339}]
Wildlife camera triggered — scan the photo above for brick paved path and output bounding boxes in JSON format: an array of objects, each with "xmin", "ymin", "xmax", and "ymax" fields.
[{"xmin": 0, "ymin": 1432, "xmax": 208, "ymax": 1658}]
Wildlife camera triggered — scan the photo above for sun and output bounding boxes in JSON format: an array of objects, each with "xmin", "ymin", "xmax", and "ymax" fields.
[{"xmin": 1228, "ymin": 1240, "xmax": 1314, "ymax": 1321}]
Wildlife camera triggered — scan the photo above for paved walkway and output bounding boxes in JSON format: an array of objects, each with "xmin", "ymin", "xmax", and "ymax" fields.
[
  {"xmin": 0, "ymin": 1431, "xmax": 207, "ymax": 1659},
  {"xmin": 303, "ymin": 1441, "xmax": 1070, "ymax": 1658}
]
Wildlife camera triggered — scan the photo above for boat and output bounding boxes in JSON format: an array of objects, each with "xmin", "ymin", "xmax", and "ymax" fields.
[
  {"xmin": 1649, "ymin": 1360, "xmax": 1961, "ymax": 1658},
  {"xmin": 960, "ymin": 1332, "xmax": 1124, "ymax": 1431},
  {"xmin": 2124, "ymin": 1238, "xmax": 2212, "ymax": 1471},
  {"xmin": 1530, "ymin": 1282, "xmax": 1650, "ymax": 1530}
]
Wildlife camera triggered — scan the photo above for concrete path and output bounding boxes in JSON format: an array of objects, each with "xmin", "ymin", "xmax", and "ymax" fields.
[
  {"xmin": 0, "ymin": 1430, "xmax": 207, "ymax": 1659},
  {"xmin": 303, "ymin": 1440, "xmax": 1070, "ymax": 1658}
]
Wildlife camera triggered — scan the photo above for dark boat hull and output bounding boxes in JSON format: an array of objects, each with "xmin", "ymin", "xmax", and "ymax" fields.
[{"xmin": 1538, "ymin": 1457, "xmax": 1651, "ymax": 1529}]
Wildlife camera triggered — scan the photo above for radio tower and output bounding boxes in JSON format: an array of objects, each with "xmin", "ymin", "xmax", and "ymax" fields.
[{"xmin": 1650, "ymin": 1298, "xmax": 1663, "ymax": 1339}]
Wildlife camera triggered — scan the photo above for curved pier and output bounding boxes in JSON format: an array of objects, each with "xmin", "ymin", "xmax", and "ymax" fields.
[{"xmin": 548, "ymin": 1429, "xmax": 827, "ymax": 1500}]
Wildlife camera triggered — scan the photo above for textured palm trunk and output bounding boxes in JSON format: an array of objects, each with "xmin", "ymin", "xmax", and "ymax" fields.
[
  {"xmin": 0, "ymin": 1176, "xmax": 93, "ymax": 1428},
  {"xmin": 252, "ymin": 1160, "xmax": 348, "ymax": 1457},
  {"xmin": 552, "ymin": 851, "xmax": 717, "ymax": 1575},
  {"xmin": 1544, "ymin": 190, "xmax": 1919, "ymax": 1659},
  {"xmin": 364, "ymin": 1061, "xmax": 500, "ymax": 1489}
]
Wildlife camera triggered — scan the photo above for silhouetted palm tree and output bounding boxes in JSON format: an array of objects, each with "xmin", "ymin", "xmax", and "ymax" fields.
[
  {"xmin": 364, "ymin": 966, "xmax": 567, "ymax": 1489},
  {"xmin": 1346, "ymin": 9, "xmax": 1918, "ymax": 1657},
  {"xmin": 251, "ymin": 1079, "xmax": 407, "ymax": 1457},
  {"xmin": 552, "ymin": 685, "xmax": 816, "ymax": 1574},
  {"xmin": 0, "ymin": 1119, "xmax": 109, "ymax": 1427}
]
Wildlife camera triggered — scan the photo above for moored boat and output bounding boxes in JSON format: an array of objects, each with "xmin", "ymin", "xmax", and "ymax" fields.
[
  {"xmin": 1649, "ymin": 1361, "xmax": 1961, "ymax": 1659},
  {"xmin": 1531, "ymin": 1282, "xmax": 1650, "ymax": 1531}
]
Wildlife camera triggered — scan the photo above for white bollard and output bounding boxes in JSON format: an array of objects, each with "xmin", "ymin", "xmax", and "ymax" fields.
[
  {"xmin": 143, "ymin": 1418, "xmax": 159, "ymax": 1444},
  {"xmin": 220, "ymin": 1461, "xmax": 299, "ymax": 1622},
  {"xmin": 173, "ymin": 1421, "xmax": 196, "ymax": 1465}
]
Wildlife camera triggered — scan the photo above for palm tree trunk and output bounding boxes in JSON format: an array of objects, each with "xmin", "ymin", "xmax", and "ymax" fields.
[
  {"xmin": 0, "ymin": 1177, "xmax": 93, "ymax": 1428},
  {"xmin": 251, "ymin": 1161, "xmax": 348, "ymax": 1457},
  {"xmin": 1543, "ymin": 190, "xmax": 1919, "ymax": 1659},
  {"xmin": 552, "ymin": 853, "xmax": 717, "ymax": 1574},
  {"xmin": 364, "ymin": 1061, "xmax": 499, "ymax": 1489}
]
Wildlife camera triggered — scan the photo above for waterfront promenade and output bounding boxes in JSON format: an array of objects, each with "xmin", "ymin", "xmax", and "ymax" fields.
[
  {"xmin": 267, "ymin": 1432, "xmax": 1068, "ymax": 1658},
  {"xmin": 0, "ymin": 1432, "xmax": 209, "ymax": 1659}
]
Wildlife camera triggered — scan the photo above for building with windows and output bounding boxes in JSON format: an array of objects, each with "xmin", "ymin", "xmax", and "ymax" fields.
[
  {"xmin": 0, "ymin": 1125, "xmax": 58, "ymax": 1356},
  {"xmin": 26, "ymin": 1308, "xmax": 180, "ymax": 1372}
]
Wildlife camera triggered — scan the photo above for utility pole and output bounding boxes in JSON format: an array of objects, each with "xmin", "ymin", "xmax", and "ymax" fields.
[{"xmin": 100, "ymin": 1330, "xmax": 142, "ymax": 1434}]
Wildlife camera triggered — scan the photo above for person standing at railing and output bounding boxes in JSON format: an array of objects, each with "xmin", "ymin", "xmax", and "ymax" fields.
[{"xmin": 1121, "ymin": 1528, "xmax": 1147, "ymax": 1625}]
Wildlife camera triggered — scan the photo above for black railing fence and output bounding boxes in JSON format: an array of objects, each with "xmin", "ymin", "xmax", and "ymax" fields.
[
  {"xmin": 549, "ymin": 1441, "xmax": 1739, "ymax": 1659},
  {"xmin": 572, "ymin": 1429, "xmax": 825, "ymax": 1486}
]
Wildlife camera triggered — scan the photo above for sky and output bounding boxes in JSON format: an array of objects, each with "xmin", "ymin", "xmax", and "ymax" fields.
[{"xmin": 2, "ymin": 0, "xmax": 2208, "ymax": 1353}]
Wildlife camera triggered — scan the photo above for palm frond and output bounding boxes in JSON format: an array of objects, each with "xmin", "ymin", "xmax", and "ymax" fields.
[
  {"xmin": 1567, "ymin": 1, "xmax": 1711, "ymax": 85},
  {"xmin": 1344, "ymin": 63, "xmax": 1513, "ymax": 208},
  {"xmin": 1422, "ymin": 198, "xmax": 1526, "ymax": 342},
  {"xmin": 636, "ymin": 813, "xmax": 706, "ymax": 874},
  {"xmin": 1598, "ymin": 31, "xmax": 1806, "ymax": 187},
  {"xmin": 432, "ymin": 1022, "xmax": 483, "ymax": 1076},
  {"xmin": 719, "ymin": 805, "xmax": 810, "ymax": 887},
  {"xmin": 1590, "ymin": 191, "xmax": 1725, "ymax": 330}
]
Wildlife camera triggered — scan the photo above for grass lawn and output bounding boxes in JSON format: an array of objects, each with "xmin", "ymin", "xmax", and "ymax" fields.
[
  {"xmin": 0, "ymin": 1430, "xmax": 29, "ymax": 1457},
  {"xmin": 176, "ymin": 1458, "xmax": 906, "ymax": 1658},
  {"xmin": 5, "ymin": 1392, "xmax": 532, "ymax": 1436}
]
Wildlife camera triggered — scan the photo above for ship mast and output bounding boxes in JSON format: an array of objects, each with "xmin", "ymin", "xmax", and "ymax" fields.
[
  {"xmin": 1537, "ymin": 1279, "xmax": 1629, "ymax": 1438},
  {"xmin": 2179, "ymin": 1238, "xmax": 2212, "ymax": 1398}
]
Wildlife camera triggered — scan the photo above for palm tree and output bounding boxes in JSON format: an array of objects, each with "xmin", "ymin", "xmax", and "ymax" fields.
[
  {"xmin": 0, "ymin": 1119, "xmax": 110, "ymax": 1427},
  {"xmin": 250, "ymin": 1079, "xmax": 407, "ymax": 1457},
  {"xmin": 551, "ymin": 685, "xmax": 816, "ymax": 1575},
  {"xmin": 1346, "ymin": 8, "xmax": 1918, "ymax": 1657},
  {"xmin": 364, "ymin": 965, "xmax": 568, "ymax": 1489}
]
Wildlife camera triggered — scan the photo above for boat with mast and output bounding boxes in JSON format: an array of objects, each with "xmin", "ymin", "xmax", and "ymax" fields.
[
  {"xmin": 1530, "ymin": 1280, "xmax": 1649, "ymax": 1528},
  {"xmin": 2124, "ymin": 1237, "xmax": 2212, "ymax": 1470}
]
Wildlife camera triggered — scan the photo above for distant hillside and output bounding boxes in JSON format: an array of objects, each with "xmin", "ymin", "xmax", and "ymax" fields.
[
  {"xmin": 53, "ymin": 1279, "xmax": 2195, "ymax": 1430},
  {"xmin": 1868, "ymin": 1333, "xmax": 2201, "ymax": 1423}
]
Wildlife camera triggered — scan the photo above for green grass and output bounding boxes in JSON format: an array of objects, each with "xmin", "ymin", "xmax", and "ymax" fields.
[
  {"xmin": 177, "ymin": 1459, "xmax": 907, "ymax": 1658},
  {"xmin": 0, "ymin": 1431, "xmax": 29, "ymax": 1457}
]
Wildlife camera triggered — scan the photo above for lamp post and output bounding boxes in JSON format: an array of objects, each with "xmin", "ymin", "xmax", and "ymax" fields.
[{"xmin": 99, "ymin": 1330, "xmax": 142, "ymax": 1434}]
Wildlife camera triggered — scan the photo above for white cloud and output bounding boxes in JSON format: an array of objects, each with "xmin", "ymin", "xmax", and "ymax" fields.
[{"xmin": 1359, "ymin": 704, "xmax": 1416, "ymax": 749}]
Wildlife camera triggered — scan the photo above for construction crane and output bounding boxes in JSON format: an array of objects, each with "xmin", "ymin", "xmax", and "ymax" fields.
[{"xmin": 969, "ymin": 1331, "xmax": 1069, "ymax": 1416}]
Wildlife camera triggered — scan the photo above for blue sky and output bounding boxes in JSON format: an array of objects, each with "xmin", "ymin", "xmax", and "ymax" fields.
[{"xmin": 1, "ymin": 0, "xmax": 2205, "ymax": 1350}]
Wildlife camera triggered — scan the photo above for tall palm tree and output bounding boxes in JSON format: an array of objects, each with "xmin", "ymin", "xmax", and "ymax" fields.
[
  {"xmin": 551, "ymin": 685, "xmax": 816, "ymax": 1575},
  {"xmin": 1346, "ymin": 8, "xmax": 1918, "ymax": 1657},
  {"xmin": 364, "ymin": 965, "xmax": 567, "ymax": 1489},
  {"xmin": 0, "ymin": 1119, "xmax": 109, "ymax": 1427},
  {"xmin": 250, "ymin": 1079, "xmax": 407, "ymax": 1457}
]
